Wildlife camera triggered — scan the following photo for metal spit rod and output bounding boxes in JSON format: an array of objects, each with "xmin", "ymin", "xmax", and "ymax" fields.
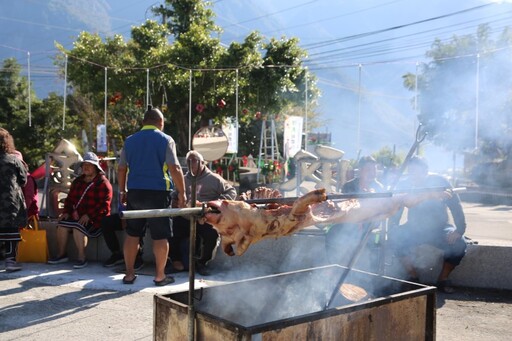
[
  {"xmin": 244, "ymin": 192, "xmax": 392, "ymax": 205},
  {"xmin": 118, "ymin": 193, "xmax": 394, "ymax": 219},
  {"xmin": 119, "ymin": 206, "xmax": 204, "ymax": 219},
  {"xmin": 244, "ymin": 187, "xmax": 466, "ymax": 205},
  {"xmin": 119, "ymin": 187, "xmax": 466, "ymax": 220}
]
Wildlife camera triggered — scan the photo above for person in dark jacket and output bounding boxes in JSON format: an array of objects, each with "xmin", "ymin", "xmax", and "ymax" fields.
[
  {"xmin": 0, "ymin": 128, "xmax": 27, "ymax": 272},
  {"xmin": 168, "ymin": 150, "xmax": 237, "ymax": 276},
  {"xmin": 389, "ymin": 156, "xmax": 467, "ymax": 293}
]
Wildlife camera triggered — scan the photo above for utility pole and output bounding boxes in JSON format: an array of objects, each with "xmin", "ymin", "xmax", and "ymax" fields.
[{"xmin": 159, "ymin": 4, "xmax": 167, "ymax": 25}]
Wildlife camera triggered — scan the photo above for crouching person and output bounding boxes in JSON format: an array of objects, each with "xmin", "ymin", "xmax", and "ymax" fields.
[{"xmin": 388, "ymin": 156, "xmax": 467, "ymax": 293}]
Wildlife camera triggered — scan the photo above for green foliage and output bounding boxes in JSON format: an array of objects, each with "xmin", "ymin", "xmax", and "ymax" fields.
[
  {"xmin": 152, "ymin": 0, "xmax": 218, "ymax": 38},
  {"xmin": 0, "ymin": 59, "xmax": 28, "ymax": 126},
  {"xmin": 211, "ymin": 158, "xmax": 240, "ymax": 181},
  {"xmin": 403, "ymin": 24, "xmax": 512, "ymax": 160},
  {"xmin": 0, "ymin": 58, "xmax": 82, "ymax": 169},
  {"xmin": 55, "ymin": 0, "xmax": 319, "ymax": 157},
  {"xmin": 371, "ymin": 146, "xmax": 402, "ymax": 168}
]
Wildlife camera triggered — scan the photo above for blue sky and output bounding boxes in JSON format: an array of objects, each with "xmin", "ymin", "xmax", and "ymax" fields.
[{"xmin": 2, "ymin": 0, "xmax": 511, "ymax": 167}]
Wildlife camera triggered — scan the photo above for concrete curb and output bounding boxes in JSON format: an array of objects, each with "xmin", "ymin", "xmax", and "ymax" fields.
[{"xmin": 37, "ymin": 200, "xmax": 512, "ymax": 292}]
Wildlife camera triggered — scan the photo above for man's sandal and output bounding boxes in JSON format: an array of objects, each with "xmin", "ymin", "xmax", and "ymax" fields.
[
  {"xmin": 122, "ymin": 275, "xmax": 137, "ymax": 285},
  {"xmin": 154, "ymin": 276, "xmax": 175, "ymax": 286}
]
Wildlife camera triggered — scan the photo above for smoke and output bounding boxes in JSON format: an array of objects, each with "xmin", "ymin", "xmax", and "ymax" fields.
[
  {"xmin": 169, "ymin": 263, "xmax": 423, "ymax": 330},
  {"xmin": 178, "ymin": 218, "xmax": 420, "ymax": 327}
]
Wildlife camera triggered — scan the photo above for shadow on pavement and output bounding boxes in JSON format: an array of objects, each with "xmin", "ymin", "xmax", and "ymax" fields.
[{"xmin": 0, "ymin": 274, "xmax": 131, "ymax": 333}]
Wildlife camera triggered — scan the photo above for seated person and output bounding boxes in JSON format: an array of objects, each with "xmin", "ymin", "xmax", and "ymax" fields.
[
  {"xmin": 101, "ymin": 211, "xmax": 144, "ymax": 271},
  {"xmin": 388, "ymin": 156, "xmax": 467, "ymax": 293},
  {"xmin": 48, "ymin": 152, "xmax": 112, "ymax": 269},
  {"xmin": 325, "ymin": 156, "xmax": 384, "ymax": 271},
  {"xmin": 168, "ymin": 150, "xmax": 236, "ymax": 276}
]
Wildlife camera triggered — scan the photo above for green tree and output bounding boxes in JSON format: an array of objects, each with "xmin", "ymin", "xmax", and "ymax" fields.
[
  {"xmin": 152, "ymin": 0, "xmax": 218, "ymax": 37},
  {"xmin": 0, "ymin": 59, "xmax": 29, "ymax": 130},
  {"xmin": 57, "ymin": 0, "xmax": 319, "ymax": 157},
  {"xmin": 403, "ymin": 24, "xmax": 512, "ymax": 161},
  {"xmin": 372, "ymin": 146, "xmax": 402, "ymax": 169},
  {"xmin": 0, "ymin": 58, "xmax": 81, "ymax": 169}
]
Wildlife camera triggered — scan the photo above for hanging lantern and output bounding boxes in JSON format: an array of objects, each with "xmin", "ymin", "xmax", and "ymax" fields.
[
  {"xmin": 217, "ymin": 99, "xmax": 226, "ymax": 109},
  {"xmin": 242, "ymin": 108, "xmax": 248, "ymax": 115},
  {"xmin": 255, "ymin": 111, "xmax": 262, "ymax": 120},
  {"xmin": 196, "ymin": 103, "xmax": 205, "ymax": 113}
]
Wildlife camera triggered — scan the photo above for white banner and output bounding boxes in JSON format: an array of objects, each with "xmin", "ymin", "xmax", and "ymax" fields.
[
  {"xmin": 223, "ymin": 117, "xmax": 239, "ymax": 154},
  {"xmin": 284, "ymin": 116, "xmax": 303, "ymax": 158},
  {"xmin": 96, "ymin": 124, "xmax": 107, "ymax": 153}
]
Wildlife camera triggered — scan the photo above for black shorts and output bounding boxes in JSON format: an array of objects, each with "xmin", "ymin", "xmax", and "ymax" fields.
[{"xmin": 125, "ymin": 190, "xmax": 172, "ymax": 240}]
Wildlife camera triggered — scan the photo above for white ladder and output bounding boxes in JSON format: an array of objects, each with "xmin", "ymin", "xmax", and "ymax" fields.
[{"xmin": 257, "ymin": 117, "xmax": 280, "ymax": 183}]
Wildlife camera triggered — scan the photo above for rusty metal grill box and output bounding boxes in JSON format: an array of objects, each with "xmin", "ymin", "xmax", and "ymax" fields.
[{"xmin": 154, "ymin": 265, "xmax": 436, "ymax": 340}]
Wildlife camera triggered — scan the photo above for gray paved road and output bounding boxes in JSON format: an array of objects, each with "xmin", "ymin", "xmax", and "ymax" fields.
[
  {"xmin": 463, "ymin": 202, "xmax": 512, "ymax": 245},
  {"xmin": 1, "ymin": 264, "xmax": 511, "ymax": 341},
  {"xmin": 1, "ymin": 201, "xmax": 511, "ymax": 340}
]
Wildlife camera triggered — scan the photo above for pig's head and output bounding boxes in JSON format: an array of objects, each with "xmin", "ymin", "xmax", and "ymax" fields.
[
  {"xmin": 203, "ymin": 200, "xmax": 253, "ymax": 233},
  {"xmin": 202, "ymin": 199, "xmax": 257, "ymax": 256}
]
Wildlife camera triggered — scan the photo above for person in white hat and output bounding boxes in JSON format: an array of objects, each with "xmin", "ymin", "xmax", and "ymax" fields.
[{"xmin": 48, "ymin": 152, "xmax": 113, "ymax": 269}]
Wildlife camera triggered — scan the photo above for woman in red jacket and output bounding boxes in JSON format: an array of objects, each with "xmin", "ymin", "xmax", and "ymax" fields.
[{"xmin": 48, "ymin": 152, "xmax": 112, "ymax": 269}]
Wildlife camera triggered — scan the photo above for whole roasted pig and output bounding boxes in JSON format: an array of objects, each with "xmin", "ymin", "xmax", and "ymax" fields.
[{"xmin": 202, "ymin": 188, "xmax": 450, "ymax": 256}]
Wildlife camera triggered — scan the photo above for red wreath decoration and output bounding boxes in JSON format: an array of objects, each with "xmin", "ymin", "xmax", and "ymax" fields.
[
  {"xmin": 196, "ymin": 103, "xmax": 205, "ymax": 113},
  {"xmin": 109, "ymin": 92, "xmax": 122, "ymax": 106}
]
